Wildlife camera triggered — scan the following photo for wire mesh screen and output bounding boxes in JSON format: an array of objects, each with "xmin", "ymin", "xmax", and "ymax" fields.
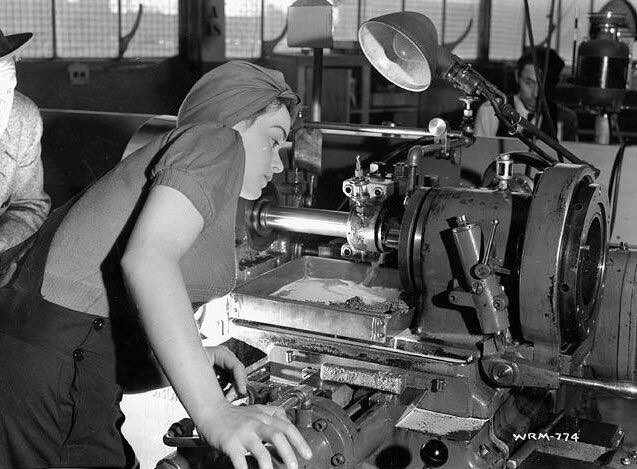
[
  {"xmin": 265, "ymin": 0, "xmax": 293, "ymax": 55},
  {"xmin": 491, "ymin": 0, "xmax": 605, "ymax": 64},
  {"xmin": 332, "ymin": 1, "xmax": 359, "ymax": 42},
  {"xmin": 226, "ymin": 0, "xmax": 262, "ymax": 58},
  {"xmin": 362, "ymin": 0, "xmax": 402, "ymax": 22},
  {"xmin": 445, "ymin": 0, "xmax": 479, "ymax": 60},
  {"xmin": 1, "ymin": 0, "xmax": 178, "ymax": 58},
  {"xmin": 120, "ymin": 0, "xmax": 178, "ymax": 58},
  {"xmin": 490, "ymin": 0, "xmax": 524, "ymax": 60},
  {"xmin": 56, "ymin": 0, "xmax": 119, "ymax": 58},
  {"xmin": 0, "ymin": 0, "xmax": 54, "ymax": 58},
  {"xmin": 404, "ymin": 0, "xmax": 443, "ymax": 37},
  {"xmin": 226, "ymin": 0, "xmax": 478, "ymax": 59}
]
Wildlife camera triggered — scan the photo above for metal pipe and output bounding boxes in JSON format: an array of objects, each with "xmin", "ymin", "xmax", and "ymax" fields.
[
  {"xmin": 412, "ymin": 135, "xmax": 474, "ymax": 156},
  {"xmin": 523, "ymin": 0, "xmax": 556, "ymax": 138},
  {"xmin": 52, "ymin": 0, "xmax": 58, "ymax": 58},
  {"xmin": 559, "ymin": 375, "xmax": 637, "ymax": 399},
  {"xmin": 304, "ymin": 121, "xmax": 461, "ymax": 138},
  {"xmin": 261, "ymin": 206, "xmax": 349, "ymax": 238},
  {"xmin": 311, "ymin": 48, "xmax": 323, "ymax": 121},
  {"xmin": 477, "ymin": 0, "xmax": 492, "ymax": 62}
]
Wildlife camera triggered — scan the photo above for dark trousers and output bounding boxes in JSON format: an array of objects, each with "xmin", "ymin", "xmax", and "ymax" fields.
[{"xmin": 0, "ymin": 203, "xmax": 136, "ymax": 468}]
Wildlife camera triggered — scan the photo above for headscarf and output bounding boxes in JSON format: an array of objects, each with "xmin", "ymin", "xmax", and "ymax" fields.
[{"xmin": 177, "ymin": 60, "xmax": 300, "ymax": 128}]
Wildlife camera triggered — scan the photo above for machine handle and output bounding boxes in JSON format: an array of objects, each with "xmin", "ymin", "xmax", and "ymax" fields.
[
  {"xmin": 162, "ymin": 417, "xmax": 275, "ymax": 455},
  {"xmin": 481, "ymin": 219, "xmax": 499, "ymax": 264},
  {"xmin": 163, "ymin": 418, "xmax": 205, "ymax": 447}
]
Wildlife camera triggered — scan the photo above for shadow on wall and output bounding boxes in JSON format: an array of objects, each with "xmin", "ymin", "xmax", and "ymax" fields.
[{"xmin": 41, "ymin": 110, "xmax": 153, "ymax": 208}]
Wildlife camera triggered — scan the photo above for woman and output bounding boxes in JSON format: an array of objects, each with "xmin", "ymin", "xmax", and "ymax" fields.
[{"xmin": 0, "ymin": 61, "xmax": 312, "ymax": 469}]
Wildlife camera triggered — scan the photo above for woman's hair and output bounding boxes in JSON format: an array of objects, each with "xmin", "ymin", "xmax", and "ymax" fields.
[{"xmin": 242, "ymin": 95, "xmax": 298, "ymax": 128}]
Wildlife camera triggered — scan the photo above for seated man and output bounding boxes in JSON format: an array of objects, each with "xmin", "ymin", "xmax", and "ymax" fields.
[
  {"xmin": 474, "ymin": 47, "xmax": 578, "ymax": 141},
  {"xmin": 0, "ymin": 27, "xmax": 50, "ymax": 282}
]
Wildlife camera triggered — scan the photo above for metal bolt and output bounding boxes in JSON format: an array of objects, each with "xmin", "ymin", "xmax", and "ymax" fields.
[
  {"xmin": 472, "ymin": 282, "xmax": 484, "ymax": 295},
  {"xmin": 449, "ymin": 293, "xmax": 457, "ymax": 303},
  {"xmin": 621, "ymin": 457, "xmax": 632, "ymax": 466},
  {"xmin": 285, "ymin": 350, "xmax": 294, "ymax": 363},
  {"xmin": 301, "ymin": 367, "xmax": 318, "ymax": 380},
  {"xmin": 493, "ymin": 299, "xmax": 504, "ymax": 310},
  {"xmin": 313, "ymin": 419, "xmax": 327, "ymax": 432},
  {"xmin": 492, "ymin": 363, "xmax": 515, "ymax": 385},
  {"xmin": 374, "ymin": 188, "xmax": 383, "ymax": 197},
  {"xmin": 479, "ymin": 445, "xmax": 490, "ymax": 457},
  {"xmin": 506, "ymin": 460, "xmax": 518, "ymax": 469},
  {"xmin": 331, "ymin": 453, "xmax": 346, "ymax": 466},
  {"xmin": 474, "ymin": 264, "xmax": 491, "ymax": 278}
]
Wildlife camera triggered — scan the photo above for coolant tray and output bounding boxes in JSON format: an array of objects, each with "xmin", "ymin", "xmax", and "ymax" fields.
[{"xmin": 229, "ymin": 256, "xmax": 413, "ymax": 343}]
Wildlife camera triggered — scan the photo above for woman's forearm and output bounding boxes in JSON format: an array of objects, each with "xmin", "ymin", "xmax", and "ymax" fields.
[{"xmin": 121, "ymin": 248, "xmax": 226, "ymax": 420}]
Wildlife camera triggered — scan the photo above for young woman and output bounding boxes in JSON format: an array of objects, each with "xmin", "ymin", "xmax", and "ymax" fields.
[{"xmin": 0, "ymin": 61, "xmax": 312, "ymax": 469}]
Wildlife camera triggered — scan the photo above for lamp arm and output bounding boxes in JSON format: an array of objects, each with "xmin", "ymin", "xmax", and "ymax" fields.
[
  {"xmin": 499, "ymin": 104, "xmax": 599, "ymax": 175},
  {"xmin": 442, "ymin": 59, "xmax": 599, "ymax": 176},
  {"xmin": 443, "ymin": 61, "xmax": 506, "ymax": 102}
]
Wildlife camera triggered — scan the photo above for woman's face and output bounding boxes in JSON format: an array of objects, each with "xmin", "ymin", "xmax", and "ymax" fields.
[{"xmin": 234, "ymin": 104, "xmax": 290, "ymax": 200}]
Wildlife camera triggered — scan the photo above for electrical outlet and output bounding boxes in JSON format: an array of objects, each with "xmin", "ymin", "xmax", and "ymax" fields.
[{"xmin": 68, "ymin": 63, "xmax": 90, "ymax": 85}]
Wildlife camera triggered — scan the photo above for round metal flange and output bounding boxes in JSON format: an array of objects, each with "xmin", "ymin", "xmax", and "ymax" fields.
[
  {"xmin": 298, "ymin": 397, "xmax": 358, "ymax": 469},
  {"xmin": 398, "ymin": 188, "xmax": 430, "ymax": 292},
  {"xmin": 519, "ymin": 164, "xmax": 609, "ymax": 362},
  {"xmin": 557, "ymin": 179, "xmax": 607, "ymax": 350},
  {"xmin": 345, "ymin": 205, "xmax": 388, "ymax": 253},
  {"xmin": 242, "ymin": 183, "xmax": 280, "ymax": 251}
]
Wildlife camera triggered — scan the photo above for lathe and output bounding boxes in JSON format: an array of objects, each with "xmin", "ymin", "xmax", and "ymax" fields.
[{"xmin": 154, "ymin": 11, "xmax": 637, "ymax": 469}]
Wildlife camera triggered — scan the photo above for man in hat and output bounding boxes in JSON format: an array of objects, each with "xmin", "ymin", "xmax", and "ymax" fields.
[
  {"xmin": 0, "ymin": 27, "xmax": 50, "ymax": 284},
  {"xmin": 474, "ymin": 47, "xmax": 578, "ymax": 141}
]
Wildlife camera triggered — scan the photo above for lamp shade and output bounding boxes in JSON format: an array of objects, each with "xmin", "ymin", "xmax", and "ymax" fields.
[{"xmin": 358, "ymin": 12, "xmax": 446, "ymax": 92}]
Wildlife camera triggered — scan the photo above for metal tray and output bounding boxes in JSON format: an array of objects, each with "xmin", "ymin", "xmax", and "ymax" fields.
[{"xmin": 228, "ymin": 256, "xmax": 413, "ymax": 343}]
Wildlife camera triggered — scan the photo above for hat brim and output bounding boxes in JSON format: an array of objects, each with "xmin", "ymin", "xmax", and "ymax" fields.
[{"xmin": 1, "ymin": 32, "xmax": 33, "ymax": 60}]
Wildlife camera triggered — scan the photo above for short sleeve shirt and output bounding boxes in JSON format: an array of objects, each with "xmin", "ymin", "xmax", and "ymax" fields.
[{"xmin": 41, "ymin": 123, "xmax": 245, "ymax": 316}]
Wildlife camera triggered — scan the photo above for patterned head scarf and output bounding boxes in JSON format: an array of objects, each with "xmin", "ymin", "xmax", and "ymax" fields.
[{"xmin": 177, "ymin": 60, "xmax": 300, "ymax": 128}]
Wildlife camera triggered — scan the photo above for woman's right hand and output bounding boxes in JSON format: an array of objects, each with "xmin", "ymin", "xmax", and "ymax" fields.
[{"xmin": 199, "ymin": 402, "xmax": 313, "ymax": 469}]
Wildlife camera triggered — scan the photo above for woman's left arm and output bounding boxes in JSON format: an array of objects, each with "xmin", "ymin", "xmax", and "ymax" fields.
[{"xmin": 121, "ymin": 184, "xmax": 237, "ymax": 415}]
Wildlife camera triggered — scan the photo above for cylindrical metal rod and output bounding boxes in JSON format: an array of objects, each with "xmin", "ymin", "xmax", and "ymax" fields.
[
  {"xmin": 559, "ymin": 375, "xmax": 637, "ymax": 399},
  {"xmin": 414, "ymin": 135, "xmax": 474, "ymax": 155},
  {"xmin": 261, "ymin": 206, "xmax": 349, "ymax": 238},
  {"xmin": 311, "ymin": 48, "xmax": 323, "ymax": 122},
  {"xmin": 304, "ymin": 121, "xmax": 461, "ymax": 138}
]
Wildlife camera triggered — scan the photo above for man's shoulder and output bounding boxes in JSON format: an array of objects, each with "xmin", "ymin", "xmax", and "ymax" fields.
[
  {"xmin": 2, "ymin": 92, "xmax": 43, "ymax": 159},
  {"xmin": 476, "ymin": 100, "xmax": 496, "ymax": 115},
  {"xmin": 478, "ymin": 99, "xmax": 495, "ymax": 108},
  {"xmin": 11, "ymin": 91, "xmax": 41, "ymax": 122}
]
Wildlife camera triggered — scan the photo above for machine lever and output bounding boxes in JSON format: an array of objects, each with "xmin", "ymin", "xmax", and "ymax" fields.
[
  {"xmin": 481, "ymin": 219, "xmax": 499, "ymax": 264},
  {"xmin": 559, "ymin": 375, "xmax": 637, "ymax": 399}
]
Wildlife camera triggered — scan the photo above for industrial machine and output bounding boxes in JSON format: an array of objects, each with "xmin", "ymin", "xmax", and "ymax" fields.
[{"xmin": 155, "ymin": 11, "xmax": 637, "ymax": 469}]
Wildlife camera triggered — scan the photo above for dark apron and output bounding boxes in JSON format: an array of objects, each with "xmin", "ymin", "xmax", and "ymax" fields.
[{"xmin": 0, "ymin": 202, "xmax": 137, "ymax": 469}]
